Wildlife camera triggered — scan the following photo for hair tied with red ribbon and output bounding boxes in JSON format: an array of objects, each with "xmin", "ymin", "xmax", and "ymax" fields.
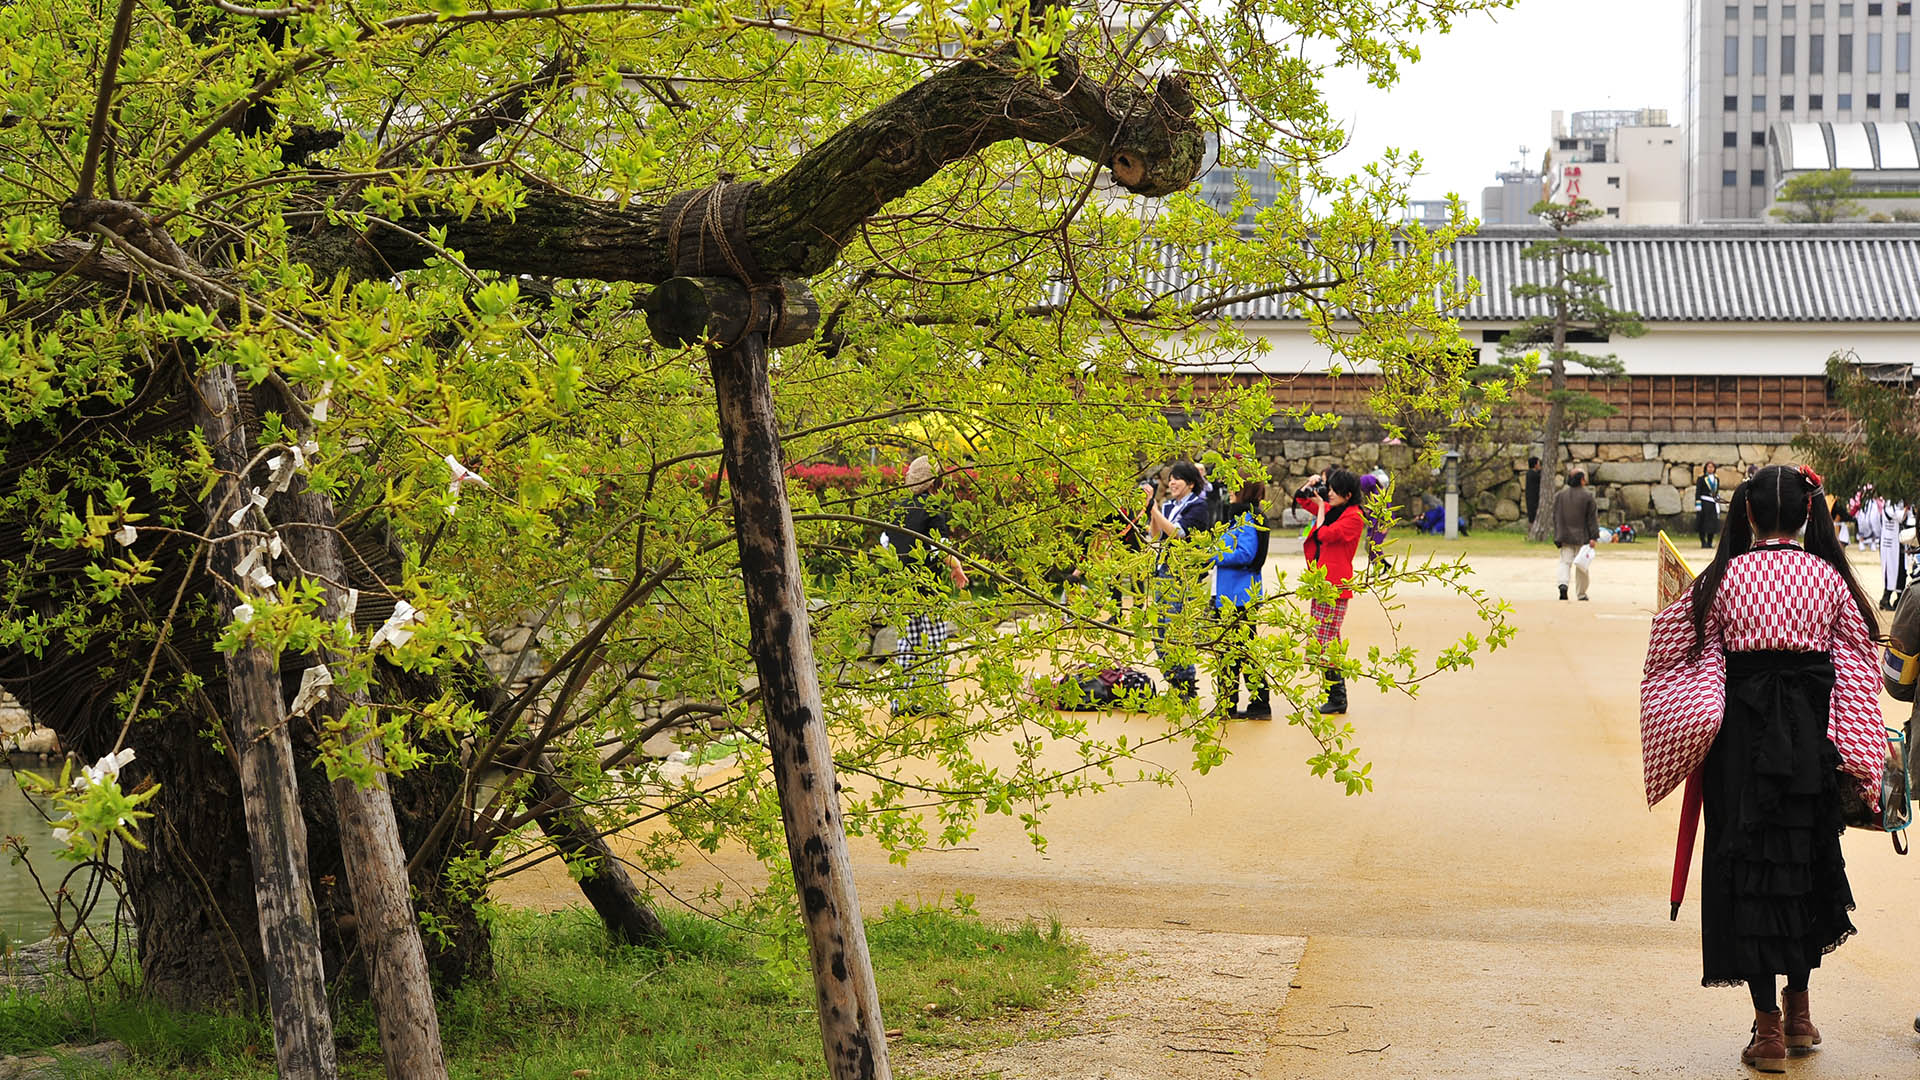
[{"xmin": 1798, "ymin": 464, "xmax": 1824, "ymax": 492}]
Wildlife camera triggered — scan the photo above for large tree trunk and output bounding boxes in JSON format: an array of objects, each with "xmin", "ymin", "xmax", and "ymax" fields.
[
  {"xmin": 188, "ymin": 359, "xmax": 338, "ymax": 1080},
  {"xmin": 709, "ymin": 329, "xmax": 891, "ymax": 1080}
]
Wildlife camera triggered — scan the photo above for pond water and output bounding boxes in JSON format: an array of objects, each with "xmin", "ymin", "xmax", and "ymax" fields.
[{"xmin": 0, "ymin": 778, "xmax": 122, "ymax": 948}]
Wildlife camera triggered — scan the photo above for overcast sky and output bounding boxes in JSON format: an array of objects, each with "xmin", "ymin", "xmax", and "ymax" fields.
[{"xmin": 1316, "ymin": 0, "xmax": 1686, "ymax": 206}]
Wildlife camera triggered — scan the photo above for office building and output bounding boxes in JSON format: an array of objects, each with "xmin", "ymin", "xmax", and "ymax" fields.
[
  {"xmin": 1685, "ymin": 0, "xmax": 1918, "ymax": 220},
  {"xmin": 1544, "ymin": 110, "xmax": 1686, "ymax": 223}
]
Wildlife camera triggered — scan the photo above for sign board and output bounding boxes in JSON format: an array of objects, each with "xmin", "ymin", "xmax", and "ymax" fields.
[{"xmin": 1656, "ymin": 531, "xmax": 1697, "ymax": 610}]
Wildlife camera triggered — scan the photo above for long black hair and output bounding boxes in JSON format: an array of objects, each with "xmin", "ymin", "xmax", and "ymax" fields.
[
  {"xmin": 1687, "ymin": 463, "xmax": 1879, "ymax": 659},
  {"xmin": 1305, "ymin": 469, "xmax": 1364, "ymax": 562}
]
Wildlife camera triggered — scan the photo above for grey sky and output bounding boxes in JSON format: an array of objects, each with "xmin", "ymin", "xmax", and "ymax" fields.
[{"xmin": 1318, "ymin": 0, "xmax": 1685, "ymax": 207}]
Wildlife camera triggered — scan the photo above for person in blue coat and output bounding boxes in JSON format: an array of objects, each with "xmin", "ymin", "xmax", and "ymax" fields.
[{"xmin": 1212, "ymin": 479, "xmax": 1272, "ymax": 719}]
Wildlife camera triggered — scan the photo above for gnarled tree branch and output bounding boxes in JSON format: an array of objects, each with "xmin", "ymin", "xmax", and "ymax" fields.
[{"xmin": 323, "ymin": 54, "xmax": 1202, "ymax": 284}]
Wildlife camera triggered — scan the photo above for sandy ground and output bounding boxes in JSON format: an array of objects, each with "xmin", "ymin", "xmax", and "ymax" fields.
[
  {"xmin": 908, "ymin": 927, "xmax": 1305, "ymax": 1080},
  {"xmin": 498, "ymin": 539, "xmax": 1920, "ymax": 1078}
]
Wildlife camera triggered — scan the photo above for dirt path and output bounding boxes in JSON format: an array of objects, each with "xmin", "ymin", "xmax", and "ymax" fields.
[
  {"xmin": 499, "ymin": 542, "xmax": 1920, "ymax": 1077},
  {"xmin": 908, "ymin": 928, "xmax": 1305, "ymax": 1080}
]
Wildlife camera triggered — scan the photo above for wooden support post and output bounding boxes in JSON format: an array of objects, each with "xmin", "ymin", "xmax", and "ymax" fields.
[
  {"xmin": 188, "ymin": 361, "xmax": 338, "ymax": 1080},
  {"xmin": 694, "ymin": 279, "xmax": 890, "ymax": 1080},
  {"xmin": 282, "ymin": 482, "xmax": 449, "ymax": 1080}
]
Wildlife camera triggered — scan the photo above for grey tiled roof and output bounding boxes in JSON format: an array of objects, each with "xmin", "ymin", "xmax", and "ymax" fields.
[{"xmin": 1179, "ymin": 225, "xmax": 1920, "ymax": 324}]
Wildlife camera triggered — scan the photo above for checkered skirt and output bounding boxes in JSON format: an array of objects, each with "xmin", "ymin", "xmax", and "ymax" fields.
[{"xmin": 1310, "ymin": 598, "xmax": 1348, "ymax": 645}]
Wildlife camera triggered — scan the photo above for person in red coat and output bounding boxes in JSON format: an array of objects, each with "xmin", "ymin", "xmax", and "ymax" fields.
[{"xmin": 1294, "ymin": 468, "xmax": 1366, "ymax": 715}]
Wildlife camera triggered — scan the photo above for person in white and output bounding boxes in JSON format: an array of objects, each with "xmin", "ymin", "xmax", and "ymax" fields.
[{"xmin": 1879, "ymin": 499, "xmax": 1907, "ymax": 611}]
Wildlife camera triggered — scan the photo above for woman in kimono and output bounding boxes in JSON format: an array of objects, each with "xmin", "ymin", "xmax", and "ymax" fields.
[{"xmin": 1640, "ymin": 464, "xmax": 1883, "ymax": 1072}]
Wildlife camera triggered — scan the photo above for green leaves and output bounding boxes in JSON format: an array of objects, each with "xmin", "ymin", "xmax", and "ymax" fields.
[{"xmin": 0, "ymin": 0, "xmax": 1520, "ymax": 931}]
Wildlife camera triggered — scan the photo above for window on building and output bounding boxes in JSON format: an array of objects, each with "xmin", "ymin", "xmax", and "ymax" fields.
[
  {"xmin": 1785, "ymin": 2, "xmax": 1798, "ymax": 13},
  {"xmin": 1723, "ymin": 170, "xmax": 1739, "ymax": 186},
  {"xmin": 1869, "ymin": 1, "xmax": 1882, "ymax": 12},
  {"xmin": 1869, "ymin": 30, "xmax": 1882, "ymax": 69},
  {"xmin": 1607, "ymin": 176, "xmax": 1621, "ymax": 186},
  {"xmin": 1756, "ymin": 3, "xmax": 1769, "ymax": 12},
  {"xmin": 1782, "ymin": 93, "xmax": 1796, "ymax": 108},
  {"xmin": 1813, "ymin": 2, "xmax": 1826, "ymax": 12},
  {"xmin": 1607, "ymin": 207, "xmax": 1621, "ymax": 217},
  {"xmin": 1840, "ymin": 2, "xmax": 1855, "ymax": 13},
  {"xmin": 1840, "ymin": 32, "xmax": 1854, "ymax": 69},
  {"xmin": 1755, "ymin": 35, "xmax": 1769, "ymax": 72},
  {"xmin": 1754, "ymin": 94, "xmax": 1768, "ymax": 109},
  {"xmin": 1724, "ymin": 130, "xmax": 1740, "ymax": 146},
  {"xmin": 1753, "ymin": 129, "xmax": 1769, "ymax": 145},
  {"xmin": 1899, "ymin": 91, "xmax": 1912, "ymax": 106},
  {"xmin": 1727, "ymin": 2, "xmax": 1741, "ymax": 14},
  {"xmin": 1724, "ymin": 94, "xmax": 1740, "ymax": 110},
  {"xmin": 1752, "ymin": 169, "xmax": 1767, "ymax": 185},
  {"xmin": 1558, "ymin": 138, "xmax": 1578, "ymax": 149},
  {"xmin": 1868, "ymin": 91, "xmax": 1882, "ymax": 105},
  {"xmin": 1812, "ymin": 32, "xmax": 1826, "ymax": 69},
  {"xmin": 1784, "ymin": 34, "xmax": 1798, "ymax": 70},
  {"xmin": 1900, "ymin": 1, "xmax": 1912, "ymax": 12},
  {"xmin": 1810, "ymin": 92, "xmax": 1825, "ymax": 106},
  {"xmin": 1899, "ymin": 30, "xmax": 1911, "ymax": 71},
  {"xmin": 1840, "ymin": 91, "xmax": 1854, "ymax": 106},
  {"xmin": 1727, "ymin": 34, "xmax": 1741, "ymax": 71}
]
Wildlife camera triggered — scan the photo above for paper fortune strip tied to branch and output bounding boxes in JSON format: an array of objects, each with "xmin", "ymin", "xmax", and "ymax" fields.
[
  {"xmin": 370, "ymin": 599, "xmax": 423, "ymax": 650},
  {"xmin": 443, "ymin": 454, "xmax": 491, "ymax": 516}
]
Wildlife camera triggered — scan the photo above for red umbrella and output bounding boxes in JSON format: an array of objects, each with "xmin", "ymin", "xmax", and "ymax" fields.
[{"xmin": 1670, "ymin": 767, "xmax": 1704, "ymax": 920}]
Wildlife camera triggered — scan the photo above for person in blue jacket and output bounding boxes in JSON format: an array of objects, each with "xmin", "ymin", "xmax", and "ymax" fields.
[{"xmin": 1213, "ymin": 479, "xmax": 1272, "ymax": 719}]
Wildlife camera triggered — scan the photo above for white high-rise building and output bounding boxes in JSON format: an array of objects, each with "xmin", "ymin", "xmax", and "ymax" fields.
[{"xmin": 1685, "ymin": 0, "xmax": 1917, "ymax": 220}]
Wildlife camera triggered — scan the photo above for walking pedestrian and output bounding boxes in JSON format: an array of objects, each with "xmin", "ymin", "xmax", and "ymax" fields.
[
  {"xmin": 1550, "ymin": 467, "xmax": 1599, "ymax": 601},
  {"xmin": 1213, "ymin": 479, "xmax": 1271, "ymax": 719},
  {"xmin": 1695, "ymin": 462, "xmax": 1722, "ymax": 550},
  {"xmin": 1144, "ymin": 461, "xmax": 1215, "ymax": 701},
  {"xmin": 1881, "ymin": 499, "xmax": 1912, "ymax": 611},
  {"xmin": 1524, "ymin": 455, "xmax": 1543, "ymax": 525},
  {"xmin": 1295, "ymin": 469, "xmax": 1365, "ymax": 716},
  {"xmin": 1877, "ymin": 498, "xmax": 1907, "ymax": 610},
  {"xmin": 885, "ymin": 456, "xmax": 968, "ymax": 716},
  {"xmin": 1851, "ymin": 486, "xmax": 1876, "ymax": 552},
  {"xmin": 1639, "ymin": 464, "xmax": 1883, "ymax": 1072}
]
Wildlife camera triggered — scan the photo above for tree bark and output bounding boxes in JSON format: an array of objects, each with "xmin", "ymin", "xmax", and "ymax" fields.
[
  {"xmin": 281, "ymin": 480, "xmax": 449, "ymax": 1080},
  {"xmin": 1527, "ymin": 247, "xmax": 1572, "ymax": 544},
  {"xmin": 188, "ymin": 360, "xmax": 338, "ymax": 1080},
  {"xmin": 527, "ymin": 762, "xmax": 668, "ymax": 946},
  {"xmin": 324, "ymin": 55, "xmax": 1200, "ymax": 286},
  {"xmin": 710, "ymin": 330, "xmax": 890, "ymax": 1080}
]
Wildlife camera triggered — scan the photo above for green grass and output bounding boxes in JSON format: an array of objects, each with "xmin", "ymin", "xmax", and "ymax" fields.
[{"xmin": 0, "ymin": 903, "xmax": 1083, "ymax": 1078}]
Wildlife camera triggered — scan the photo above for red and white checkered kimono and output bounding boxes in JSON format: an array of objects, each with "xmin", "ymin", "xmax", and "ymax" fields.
[{"xmin": 1640, "ymin": 544, "xmax": 1884, "ymax": 808}]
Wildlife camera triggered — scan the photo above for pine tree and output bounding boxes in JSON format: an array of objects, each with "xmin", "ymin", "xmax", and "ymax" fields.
[{"xmin": 1498, "ymin": 199, "xmax": 1646, "ymax": 541}]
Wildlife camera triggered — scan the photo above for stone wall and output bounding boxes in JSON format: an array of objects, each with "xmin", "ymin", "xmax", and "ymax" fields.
[
  {"xmin": 0, "ymin": 690, "xmax": 58, "ymax": 755},
  {"xmin": 1250, "ymin": 426, "xmax": 1803, "ymax": 534}
]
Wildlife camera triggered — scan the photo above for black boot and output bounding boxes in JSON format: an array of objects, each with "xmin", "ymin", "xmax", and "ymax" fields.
[
  {"xmin": 1883, "ymin": 590, "xmax": 1896, "ymax": 612},
  {"xmin": 1559, "ymin": 584, "xmax": 1568, "ymax": 601},
  {"xmin": 1318, "ymin": 669, "xmax": 1347, "ymax": 716},
  {"xmin": 1238, "ymin": 688, "xmax": 1272, "ymax": 720}
]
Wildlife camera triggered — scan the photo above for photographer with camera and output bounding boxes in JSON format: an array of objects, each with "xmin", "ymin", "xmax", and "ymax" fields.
[
  {"xmin": 1142, "ymin": 462, "xmax": 1215, "ymax": 701},
  {"xmin": 1294, "ymin": 469, "xmax": 1366, "ymax": 716}
]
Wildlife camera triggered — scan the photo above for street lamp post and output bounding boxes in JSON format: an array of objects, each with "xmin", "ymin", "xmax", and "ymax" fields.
[{"xmin": 1443, "ymin": 450, "xmax": 1461, "ymax": 540}]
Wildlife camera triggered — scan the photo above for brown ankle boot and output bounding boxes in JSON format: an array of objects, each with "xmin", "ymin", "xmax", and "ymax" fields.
[
  {"xmin": 1742, "ymin": 1009, "xmax": 1788, "ymax": 1072},
  {"xmin": 1782, "ymin": 988, "xmax": 1820, "ymax": 1050}
]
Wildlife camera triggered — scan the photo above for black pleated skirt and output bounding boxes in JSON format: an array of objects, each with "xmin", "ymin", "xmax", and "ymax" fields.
[{"xmin": 1700, "ymin": 650, "xmax": 1857, "ymax": 986}]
